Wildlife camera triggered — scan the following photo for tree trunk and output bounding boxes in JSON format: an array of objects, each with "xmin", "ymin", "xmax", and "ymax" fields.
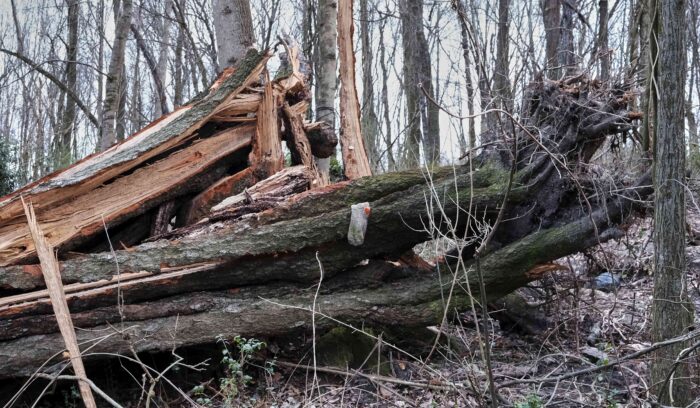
[
  {"xmin": 0, "ymin": 52, "xmax": 644, "ymax": 381},
  {"xmin": 359, "ymin": 0, "xmax": 380, "ymax": 170},
  {"xmin": 212, "ymin": 0, "xmax": 255, "ymax": 68},
  {"xmin": 99, "ymin": 0, "xmax": 133, "ymax": 151},
  {"xmin": 542, "ymin": 0, "xmax": 561, "ymax": 79},
  {"xmin": 494, "ymin": 0, "xmax": 512, "ymax": 114},
  {"xmin": 453, "ymin": 0, "xmax": 477, "ymax": 150},
  {"xmin": 55, "ymin": 0, "xmax": 79, "ymax": 169},
  {"xmin": 597, "ymin": 0, "xmax": 610, "ymax": 80},
  {"xmin": 560, "ymin": 0, "xmax": 577, "ymax": 76},
  {"xmin": 155, "ymin": 0, "xmax": 173, "ymax": 117},
  {"xmin": 641, "ymin": 0, "xmax": 658, "ymax": 154},
  {"xmin": 378, "ymin": 17, "xmax": 396, "ymax": 171},
  {"xmin": 400, "ymin": 0, "xmax": 439, "ymax": 166},
  {"xmin": 314, "ymin": 0, "xmax": 338, "ymax": 184},
  {"xmin": 650, "ymin": 0, "xmax": 694, "ymax": 404}
]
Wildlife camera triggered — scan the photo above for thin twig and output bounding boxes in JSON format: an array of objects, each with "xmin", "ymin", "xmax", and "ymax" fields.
[
  {"xmin": 35, "ymin": 374, "xmax": 124, "ymax": 408},
  {"xmin": 499, "ymin": 327, "xmax": 700, "ymax": 387}
]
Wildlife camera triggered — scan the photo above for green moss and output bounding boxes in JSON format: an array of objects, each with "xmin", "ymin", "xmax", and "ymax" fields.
[
  {"xmin": 317, "ymin": 327, "xmax": 378, "ymax": 368},
  {"xmin": 425, "ymin": 293, "xmax": 474, "ymax": 322}
]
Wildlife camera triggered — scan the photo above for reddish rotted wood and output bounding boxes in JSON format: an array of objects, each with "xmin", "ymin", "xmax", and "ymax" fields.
[{"xmin": 181, "ymin": 167, "xmax": 257, "ymax": 225}]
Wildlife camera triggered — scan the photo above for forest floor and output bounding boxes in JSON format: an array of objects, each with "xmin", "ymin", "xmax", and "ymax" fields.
[
  {"xmin": 239, "ymin": 221, "xmax": 700, "ymax": 408},
  {"xmin": 18, "ymin": 184, "xmax": 700, "ymax": 408}
]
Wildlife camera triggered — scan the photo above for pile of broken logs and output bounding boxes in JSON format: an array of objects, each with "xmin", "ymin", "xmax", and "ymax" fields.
[{"xmin": 0, "ymin": 46, "xmax": 648, "ymax": 382}]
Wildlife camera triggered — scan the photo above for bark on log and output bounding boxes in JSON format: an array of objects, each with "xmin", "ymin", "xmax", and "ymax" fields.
[
  {"xmin": 0, "ymin": 165, "xmax": 508, "ymax": 291},
  {"xmin": 0, "ymin": 170, "xmax": 650, "ymax": 377}
]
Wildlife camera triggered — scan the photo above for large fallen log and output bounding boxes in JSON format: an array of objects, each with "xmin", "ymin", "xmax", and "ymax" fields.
[
  {"xmin": 0, "ymin": 73, "xmax": 647, "ymax": 378},
  {"xmin": 0, "ymin": 169, "xmax": 649, "ymax": 377}
]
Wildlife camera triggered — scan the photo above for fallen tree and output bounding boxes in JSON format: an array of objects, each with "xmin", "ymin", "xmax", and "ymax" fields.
[{"xmin": 0, "ymin": 47, "xmax": 647, "ymax": 379}]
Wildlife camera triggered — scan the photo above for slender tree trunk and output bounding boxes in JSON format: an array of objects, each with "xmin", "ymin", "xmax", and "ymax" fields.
[
  {"xmin": 301, "ymin": 0, "xmax": 314, "ymax": 121},
  {"xmin": 627, "ymin": 0, "xmax": 641, "ymax": 93},
  {"xmin": 116, "ymin": 60, "xmax": 128, "ymax": 143},
  {"xmin": 400, "ymin": 0, "xmax": 439, "ymax": 167},
  {"xmin": 173, "ymin": 4, "xmax": 185, "ymax": 107},
  {"xmin": 155, "ymin": 0, "xmax": 173, "ymax": 117},
  {"xmin": 651, "ymin": 0, "xmax": 694, "ymax": 404},
  {"xmin": 54, "ymin": 0, "xmax": 79, "ymax": 168},
  {"xmin": 542, "ymin": 0, "xmax": 561, "ymax": 79},
  {"xmin": 172, "ymin": 0, "xmax": 208, "ymax": 89},
  {"xmin": 96, "ymin": 0, "xmax": 105, "ymax": 137},
  {"xmin": 453, "ymin": 0, "xmax": 476, "ymax": 150},
  {"xmin": 378, "ymin": 17, "xmax": 395, "ymax": 171},
  {"xmin": 560, "ymin": 0, "xmax": 576, "ymax": 76},
  {"xmin": 100, "ymin": 0, "xmax": 132, "ymax": 151},
  {"xmin": 494, "ymin": 0, "xmax": 512, "ymax": 114},
  {"xmin": 687, "ymin": 0, "xmax": 700, "ymax": 169},
  {"xmin": 130, "ymin": 21, "xmax": 168, "ymax": 116},
  {"xmin": 212, "ymin": 0, "xmax": 255, "ymax": 68},
  {"xmin": 314, "ymin": 0, "xmax": 338, "ymax": 183},
  {"xmin": 359, "ymin": 0, "xmax": 379, "ymax": 170},
  {"xmin": 641, "ymin": 0, "xmax": 657, "ymax": 155},
  {"xmin": 400, "ymin": 0, "xmax": 421, "ymax": 168},
  {"xmin": 597, "ymin": 0, "xmax": 610, "ymax": 80}
]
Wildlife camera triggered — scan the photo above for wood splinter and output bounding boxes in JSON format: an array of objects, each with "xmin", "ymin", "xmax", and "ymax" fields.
[{"xmin": 21, "ymin": 197, "xmax": 97, "ymax": 408}]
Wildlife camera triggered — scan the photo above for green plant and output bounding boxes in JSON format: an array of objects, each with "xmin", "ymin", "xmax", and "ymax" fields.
[
  {"xmin": 217, "ymin": 335, "xmax": 267, "ymax": 406},
  {"xmin": 192, "ymin": 384, "xmax": 212, "ymax": 407},
  {"xmin": 0, "ymin": 142, "xmax": 15, "ymax": 196},
  {"xmin": 60, "ymin": 385, "xmax": 81, "ymax": 408},
  {"xmin": 329, "ymin": 155, "xmax": 343, "ymax": 181},
  {"xmin": 515, "ymin": 393, "xmax": 543, "ymax": 408}
]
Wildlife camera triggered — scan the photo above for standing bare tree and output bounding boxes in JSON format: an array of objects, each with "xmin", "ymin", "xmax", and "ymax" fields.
[
  {"xmin": 641, "ymin": 0, "xmax": 658, "ymax": 154},
  {"xmin": 400, "ymin": 0, "xmax": 439, "ymax": 167},
  {"xmin": 360, "ymin": 0, "xmax": 379, "ymax": 170},
  {"xmin": 494, "ymin": 0, "xmax": 512, "ymax": 114},
  {"xmin": 597, "ymin": 0, "xmax": 610, "ymax": 80},
  {"xmin": 212, "ymin": 0, "xmax": 255, "ymax": 68},
  {"xmin": 452, "ymin": 0, "xmax": 476, "ymax": 150},
  {"xmin": 541, "ymin": 0, "xmax": 561, "ymax": 78},
  {"xmin": 650, "ymin": 0, "xmax": 694, "ymax": 404},
  {"xmin": 54, "ymin": 0, "xmax": 79, "ymax": 168},
  {"xmin": 560, "ymin": 0, "xmax": 577, "ymax": 76},
  {"xmin": 314, "ymin": 0, "xmax": 337, "ymax": 183},
  {"xmin": 100, "ymin": 0, "xmax": 133, "ymax": 151}
]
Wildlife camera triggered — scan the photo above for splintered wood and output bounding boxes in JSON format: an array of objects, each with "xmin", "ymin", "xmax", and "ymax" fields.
[
  {"xmin": 0, "ymin": 50, "xmax": 270, "ymax": 266},
  {"xmin": 0, "ymin": 47, "xmax": 330, "ymax": 268},
  {"xmin": 249, "ymin": 72, "xmax": 284, "ymax": 179},
  {"xmin": 337, "ymin": 0, "xmax": 372, "ymax": 179},
  {"xmin": 0, "ymin": 125, "xmax": 253, "ymax": 266},
  {"xmin": 22, "ymin": 199, "xmax": 96, "ymax": 408}
]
